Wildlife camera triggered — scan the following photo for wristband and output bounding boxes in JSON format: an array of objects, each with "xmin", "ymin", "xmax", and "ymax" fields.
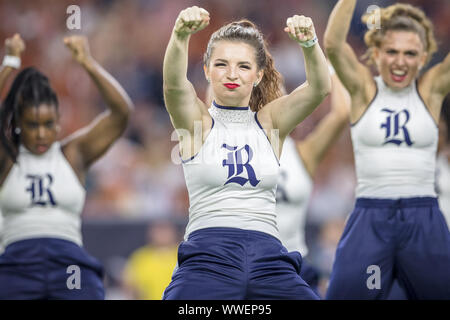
[
  {"xmin": 2, "ymin": 55, "xmax": 21, "ymax": 69},
  {"xmin": 299, "ymin": 36, "xmax": 318, "ymax": 48}
]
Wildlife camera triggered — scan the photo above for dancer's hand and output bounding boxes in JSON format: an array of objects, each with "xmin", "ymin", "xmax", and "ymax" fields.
[
  {"xmin": 284, "ymin": 15, "xmax": 317, "ymax": 45},
  {"xmin": 64, "ymin": 35, "xmax": 92, "ymax": 66},
  {"xmin": 5, "ymin": 33, "xmax": 25, "ymax": 57},
  {"xmin": 174, "ymin": 6, "xmax": 210, "ymax": 38}
]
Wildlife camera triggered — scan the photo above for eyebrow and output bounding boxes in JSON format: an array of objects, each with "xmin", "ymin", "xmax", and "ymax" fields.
[
  {"xmin": 385, "ymin": 47, "xmax": 419, "ymax": 52},
  {"xmin": 214, "ymin": 59, "xmax": 252, "ymax": 65}
]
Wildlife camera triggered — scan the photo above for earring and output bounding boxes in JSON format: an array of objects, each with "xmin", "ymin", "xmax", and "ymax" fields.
[
  {"xmin": 14, "ymin": 127, "xmax": 21, "ymax": 135},
  {"xmin": 207, "ymin": 78, "xmax": 210, "ymax": 83},
  {"xmin": 254, "ymin": 82, "xmax": 258, "ymax": 87}
]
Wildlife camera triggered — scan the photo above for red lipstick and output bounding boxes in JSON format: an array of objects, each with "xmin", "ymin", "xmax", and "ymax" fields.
[{"xmin": 224, "ymin": 83, "xmax": 240, "ymax": 89}]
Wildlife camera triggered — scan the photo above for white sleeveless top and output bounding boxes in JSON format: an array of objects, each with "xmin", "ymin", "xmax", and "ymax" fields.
[
  {"xmin": 276, "ymin": 136, "xmax": 312, "ymax": 255},
  {"xmin": 351, "ymin": 76, "xmax": 438, "ymax": 199},
  {"xmin": 436, "ymin": 153, "xmax": 450, "ymax": 227},
  {"xmin": 181, "ymin": 102, "xmax": 280, "ymax": 240},
  {"xmin": 0, "ymin": 142, "xmax": 85, "ymax": 247}
]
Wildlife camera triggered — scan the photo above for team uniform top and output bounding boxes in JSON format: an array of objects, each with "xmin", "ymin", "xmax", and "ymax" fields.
[
  {"xmin": 436, "ymin": 153, "xmax": 450, "ymax": 226},
  {"xmin": 276, "ymin": 135, "xmax": 312, "ymax": 255},
  {"xmin": 0, "ymin": 142, "xmax": 85, "ymax": 247},
  {"xmin": 181, "ymin": 102, "xmax": 280, "ymax": 240},
  {"xmin": 351, "ymin": 76, "xmax": 438, "ymax": 199}
]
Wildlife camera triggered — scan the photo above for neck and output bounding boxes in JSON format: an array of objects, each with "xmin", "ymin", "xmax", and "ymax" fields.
[
  {"xmin": 379, "ymin": 76, "xmax": 415, "ymax": 92},
  {"xmin": 213, "ymin": 100, "xmax": 249, "ymax": 109},
  {"xmin": 214, "ymin": 96, "xmax": 250, "ymax": 108}
]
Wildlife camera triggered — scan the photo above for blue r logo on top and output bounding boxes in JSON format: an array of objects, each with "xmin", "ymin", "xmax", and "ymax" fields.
[
  {"xmin": 222, "ymin": 144, "xmax": 260, "ymax": 187},
  {"xmin": 380, "ymin": 108, "xmax": 414, "ymax": 146},
  {"xmin": 25, "ymin": 174, "xmax": 57, "ymax": 207}
]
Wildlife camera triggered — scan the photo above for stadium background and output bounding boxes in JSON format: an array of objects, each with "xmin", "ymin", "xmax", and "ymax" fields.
[{"xmin": 0, "ymin": 0, "xmax": 448, "ymax": 299}]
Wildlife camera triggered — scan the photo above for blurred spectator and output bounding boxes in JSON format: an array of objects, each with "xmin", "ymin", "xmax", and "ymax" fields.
[{"xmin": 121, "ymin": 220, "xmax": 180, "ymax": 300}]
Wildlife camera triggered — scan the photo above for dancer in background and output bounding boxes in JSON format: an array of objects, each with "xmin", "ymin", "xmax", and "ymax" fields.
[
  {"xmin": 0, "ymin": 35, "xmax": 133, "ymax": 299},
  {"xmin": 324, "ymin": 0, "xmax": 450, "ymax": 299},
  {"xmin": 0, "ymin": 34, "xmax": 25, "ymax": 255}
]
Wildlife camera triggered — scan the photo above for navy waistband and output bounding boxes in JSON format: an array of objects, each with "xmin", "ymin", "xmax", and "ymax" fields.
[
  {"xmin": 355, "ymin": 197, "xmax": 438, "ymax": 208},
  {"xmin": 187, "ymin": 227, "xmax": 280, "ymax": 242}
]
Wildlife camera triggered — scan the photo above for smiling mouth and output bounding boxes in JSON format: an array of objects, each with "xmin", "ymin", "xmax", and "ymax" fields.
[
  {"xmin": 391, "ymin": 70, "xmax": 407, "ymax": 83},
  {"xmin": 224, "ymin": 83, "xmax": 240, "ymax": 89}
]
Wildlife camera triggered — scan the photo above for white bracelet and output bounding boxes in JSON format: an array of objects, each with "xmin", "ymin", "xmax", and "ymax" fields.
[
  {"xmin": 299, "ymin": 36, "xmax": 318, "ymax": 48},
  {"xmin": 2, "ymin": 55, "xmax": 21, "ymax": 69}
]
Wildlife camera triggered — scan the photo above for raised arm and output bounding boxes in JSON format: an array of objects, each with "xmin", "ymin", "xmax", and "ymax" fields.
[
  {"xmin": 436, "ymin": 53, "xmax": 450, "ymax": 97},
  {"xmin": 0, "ymin": 34, "xmax": 25, "ymax": 95},
  {"xmin": 62, "ymin": 36, "xmax": 133, "ymax": 172},
  {"xmin": 163, "ymin": 6, "xmax": 210, "ymax": 133},
  {"xmin": 420, "ymin": 52, "xmax": 450, "ymax": 120},
  {"xmin": 297, "ymin": 69, "xmax": 351, "ymax": 178},
  {"xmin": 0, "ymin": 34, "xmax": 25, "ymax": 177},
  {"xmin": 324, "ymin": 0, "xmax": 373, "ymax": 98},
  {"xmin": 260, "ymin": 14, "xmax": 331, "ymax": 142}
]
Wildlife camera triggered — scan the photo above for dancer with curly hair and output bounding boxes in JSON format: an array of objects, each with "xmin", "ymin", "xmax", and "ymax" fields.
[{"xmin": 324, "ymin": 1, "xmax": 450, "ymax": 299}]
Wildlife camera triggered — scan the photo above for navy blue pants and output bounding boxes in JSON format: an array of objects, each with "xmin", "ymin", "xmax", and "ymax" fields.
[
  {"xmin": 0, "ymin": 238, "xmax": 105, "ymax": 300},
  {"xmin": 163, "ymin": 227, "xmax": 319, "ymax": 300},
  {"xmin": 326, "ymin": 197, "xmax": 450, "ymax": 300}
]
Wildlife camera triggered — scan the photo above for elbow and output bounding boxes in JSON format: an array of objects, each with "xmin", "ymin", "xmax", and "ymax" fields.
[
  {"xmin": 318, "ymin": 85, "xmax": 331, "ymax": 103},
  {"xmin": 122, "ymin": 97, "xmax": 134, "ymax": 119},
  {"xmin": 323, "ymin": 77, "xmax": 332, "ymax": 98},
  {"xmin": 116, "ymin": 110, "xmax": 131, "ymax": 133},
  {"xmin": 314, "ymin": 77, "xmax": 332, "ymax": 102},
  {"xmin": 114, "ymin": 100, "xmax": 134, "ymax": 126},
  {"xmin": 123, "ymin": 102, "xmax": 133, "ymax": 121}
]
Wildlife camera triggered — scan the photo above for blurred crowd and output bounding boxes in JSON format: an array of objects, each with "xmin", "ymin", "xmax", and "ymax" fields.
[{"xmin": 0, "ymin": 0, "xmax": 448, "ymax": 299}]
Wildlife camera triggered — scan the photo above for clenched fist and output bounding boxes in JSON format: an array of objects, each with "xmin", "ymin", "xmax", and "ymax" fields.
[
  {"xmin": 174, "ymin": 6, "xmax": 210, "ymax": 38},
  {"xmin": 63, "ymin": 35, "xmax": 92, "ymax": 65},
  {"xmin": 5, "ymin": 33, "xmax": 25, "ymax": 57},
  {"xmin": 284, "ymin": 15, "xmax": 317, "ymax": 46}
]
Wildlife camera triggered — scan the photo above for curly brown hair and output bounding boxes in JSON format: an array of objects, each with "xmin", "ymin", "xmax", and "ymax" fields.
[
  {"xmin": 361, "ymin": 3, "xmax": 437, "ymax": 66},
  {"xmin": 203, "ymin": 20, "xmax": 283, "ymax": 112}
]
